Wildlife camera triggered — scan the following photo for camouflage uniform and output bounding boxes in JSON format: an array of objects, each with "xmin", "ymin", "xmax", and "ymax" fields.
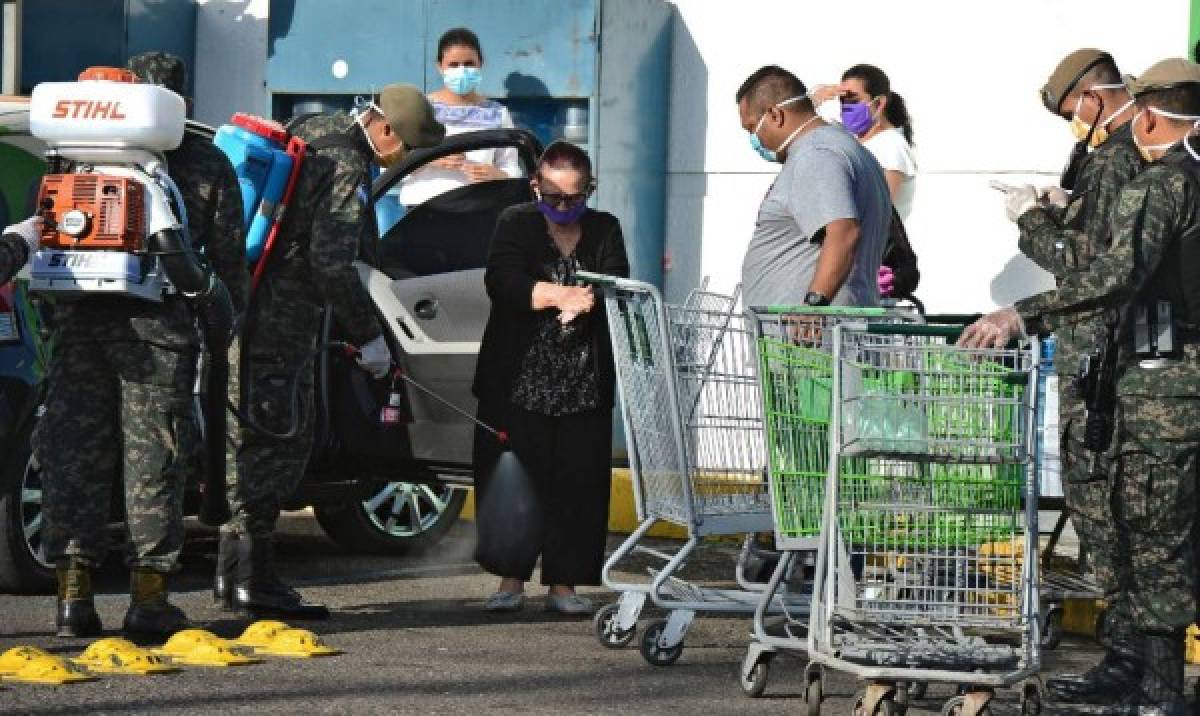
[
  {"xmin": 1017, "ymin": 140, "xmax": 1200, "ymax": 636},
  {"xmin": 1013, "ymin": 121, "xmax": 1144, "ymax": 645},
  {"xmin": 225, "ymin": 111, "xmax": 383, "ymax": 538},
  {"xmin": 36, "ymin": 130, "xmax": 247, "ymax": 572}
]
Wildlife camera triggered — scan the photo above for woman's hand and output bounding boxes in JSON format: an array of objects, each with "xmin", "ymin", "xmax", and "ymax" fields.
[
  {"xmin": 556, "ymin": 286, "xmax": 595, "ymax": 324},
  {"xmin": 532, "ymin": 283, "xmax": 594, "ymax": 322},
  {"xmin": 810, "ymin": 84, "xmax": 840, "ymax": 105},
  {"xmin": 463, "ymin": 161, "xmax": 507, "ymax": 183},
  {"xmin": 431, "ymin": 153, "xmax": 467, "ymax": 171}
]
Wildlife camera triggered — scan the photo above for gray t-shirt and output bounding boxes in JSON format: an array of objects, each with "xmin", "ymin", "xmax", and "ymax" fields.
[{"xmin": 741, "ymin": 124, "xmax": 892, "ymax": 308}]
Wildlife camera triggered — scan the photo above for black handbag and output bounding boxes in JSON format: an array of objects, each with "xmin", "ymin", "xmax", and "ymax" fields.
[{"xmin": 474, "ymin": 449, "xmax": 544, "ymax": 578}]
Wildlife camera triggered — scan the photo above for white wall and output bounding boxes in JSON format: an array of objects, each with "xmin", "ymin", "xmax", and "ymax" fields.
[
  {"xmin": 664, "ymin": 0, "xmax": 1190, "ymax": 311},
  {"xmin": 193, "ymin": 0, "xmax": 269, "ymax": 127}
]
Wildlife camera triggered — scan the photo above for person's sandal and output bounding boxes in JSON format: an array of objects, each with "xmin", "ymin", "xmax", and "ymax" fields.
[
  {"xmin": 545, "ymin": 593, "xmax": 593, "ymax": 615},
  {"xmin": 484, "ymin": 591, "xmax": 525, "ymax": 612}
]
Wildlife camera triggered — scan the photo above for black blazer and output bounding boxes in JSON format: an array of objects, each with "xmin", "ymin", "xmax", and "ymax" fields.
[{"xmin": 473, "ymin": 202, "xmax": 631, "ymax": 408}]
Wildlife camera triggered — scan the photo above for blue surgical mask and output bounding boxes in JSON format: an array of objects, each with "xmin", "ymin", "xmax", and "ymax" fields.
[
  {"xmin": 747, "ymin": 95, "xmax": 813, "ymax": 163},
  {"xmin": 443, "ymin": 66, "xmax": 483, "ymax": 96}
]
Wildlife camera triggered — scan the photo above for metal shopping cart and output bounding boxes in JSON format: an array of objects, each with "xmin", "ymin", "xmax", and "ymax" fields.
[
  {"xmin": 800, "ymin": 322, "xmax": 1042, "ymax": 716},
  {"xmin": 740, "ymin": 307, "xmax": 920, "ymax": 702},
  {"xmin": 579, "ymin": 272, "xmax": 796, "ymax": 667}
]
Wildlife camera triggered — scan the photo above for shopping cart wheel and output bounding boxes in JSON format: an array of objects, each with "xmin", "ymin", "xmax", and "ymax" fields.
[
  {"xmin": 1019, "ymin": 682, "xmax": 1042, "ymax": 716},
  {"xmin": 939, "ymin": 695, "xmax": 993, "ymax": 716},
  {"xmin": 738, "ymin": 651, "xmax": 772, "ymax": 698},
  {"xmin": 639, "ymin": 619, "xmax": 684, "ymax": 666},
  {"xmin": 593, "ymin": 603, "xmax": 636, "ymax": 648},
  {"xmin": 1040, "ymin": 607, "xmax": 1063, "ymax": 650},
  {"xmin": 853, "ymin": 689, "xmax": 900, "ymax": 716},
  {"xmin": 803, "ymin": 673, "xmax": 824, "ymax": 716}
]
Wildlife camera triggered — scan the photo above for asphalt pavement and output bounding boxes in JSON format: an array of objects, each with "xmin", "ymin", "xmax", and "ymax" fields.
[{"xmin": 0, "ymin": 514, "xmax": 1189, "ymax": 715}]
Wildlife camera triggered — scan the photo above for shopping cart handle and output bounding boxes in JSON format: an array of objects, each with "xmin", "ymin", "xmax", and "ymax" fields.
[
  {"xmin": 922, "ymin": 313, "xmax": 984, "ymax": 326},
  {"xmin": 575, "ymin": 270, "xmax": 619, "ymax": 287},
  {"xmin": 864, "ymin": 323, "xmax": 968, "ymax": 338},
  {"xmin": 750, "ymin": 305, "xmax": 894, "ymax": 317}
]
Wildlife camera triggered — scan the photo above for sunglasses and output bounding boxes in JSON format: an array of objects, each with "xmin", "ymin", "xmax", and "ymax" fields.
[{"xmin": 538, "ymin": 190, "xmax": 590, "ymax": 208}]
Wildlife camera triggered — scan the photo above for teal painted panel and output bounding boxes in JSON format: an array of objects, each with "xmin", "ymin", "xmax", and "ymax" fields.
[
  {"xmin": 425, "ymin": 0, "xmax": 597, "ymax": 98},
  {"xmin": 268, "ymin": 0, "xmax": 427, "ymax": 94}
]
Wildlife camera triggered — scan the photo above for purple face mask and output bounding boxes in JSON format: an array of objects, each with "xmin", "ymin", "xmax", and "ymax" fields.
[
  {"xmin": 537, "ymin": 198, "xmax": 588, "ymax": 225},
  {"xmin": 840, "ymin": 101, "xmax": 874, "ymax": 137}
]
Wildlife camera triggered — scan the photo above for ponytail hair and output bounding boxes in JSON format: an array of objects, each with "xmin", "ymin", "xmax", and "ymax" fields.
[
  {"xmin": 884, "ymin": 91, "xmax": 914, "ymax": 146},
  {"xmin": 841, "ymin": 63, "xmax": 914, "ymax": 146}
]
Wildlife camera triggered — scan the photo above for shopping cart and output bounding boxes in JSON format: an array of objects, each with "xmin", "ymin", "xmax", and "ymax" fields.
[
  {"xmin": 800, "ymin": 322, "xmax": 1041, "ymax": 715},
  {"xmin": 579, "ymin": 272, "xmax": 796, "ymax": 667},
  {"xmin": 740, "ymin": 306, "xmax": 920, "ymax": 701}
]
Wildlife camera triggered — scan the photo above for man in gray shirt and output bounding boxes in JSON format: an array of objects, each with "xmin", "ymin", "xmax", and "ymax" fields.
[{"xmin": 736, "ymin": 65, "xmax": 892, "ymax": 308}]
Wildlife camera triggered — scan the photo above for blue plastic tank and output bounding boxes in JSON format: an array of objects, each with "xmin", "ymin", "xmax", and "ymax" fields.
[{"xmin": 214, "ymin": 114, "xmax": 295, "ymax": 262}]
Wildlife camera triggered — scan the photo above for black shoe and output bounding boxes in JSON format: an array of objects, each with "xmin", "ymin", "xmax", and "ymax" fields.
[
  {"xmin": 233, "ymin": 535, "xmax": 330, "ymax": 620},
  {"xmin": 1046, "ymin": 650, "xmax": 1143, "ymax": 704},
  {"xmin": 55, "ymin": 561, "xmax": 102, "ymax": 638},
  {"xmin": 213, "ymin": 531, "xmax": 238, "ymax": 609},
  {"xmin": 1135, "ymin": 633, "xmax": 1187, "ymax": 716},
  {"xmin": 122, "ymin": 568, "xmax": 191, "ymax": 638}
]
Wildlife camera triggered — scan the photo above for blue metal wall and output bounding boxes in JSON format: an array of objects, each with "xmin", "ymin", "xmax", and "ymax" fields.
[{"xmin": 20, "ymin": 0, "xmax": 197, "ymax": 95}]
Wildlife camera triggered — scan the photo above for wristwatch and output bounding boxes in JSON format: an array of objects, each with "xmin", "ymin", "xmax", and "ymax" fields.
[{"xmin": 804, "ymin": 291, "xmax": 830, "ymax": 307}]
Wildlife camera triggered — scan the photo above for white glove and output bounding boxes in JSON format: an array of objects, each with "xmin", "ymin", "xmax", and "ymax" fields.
[
  {"xmin": 355, "ymin": 334, "xmax": 392, "ymax": 379},
  {"xmin": 957, "ymin": 307, "xmax": 1026, "ymax": 350},
  {"xmin": 1003, "ymin": 185, "xmax": 1038, "ymax": 222},
  {"xmin": 1039, "ymin": 186, "xmax": 1070, "ymax": 209},
  {"xmin": 3, "ymin": 216, "xmax": 42, "ymax": 252}
]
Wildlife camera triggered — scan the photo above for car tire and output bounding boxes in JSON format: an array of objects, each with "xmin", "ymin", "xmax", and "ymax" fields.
[
  {"xmin": 0, "ymin": 423, "xmax": 55, "ymax": 594},
  {"xmin": 314, "ymin": 481, "xmax": 467, "ymax": 556}
]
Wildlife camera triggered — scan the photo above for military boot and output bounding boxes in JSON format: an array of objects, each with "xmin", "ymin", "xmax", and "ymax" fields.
[
  {"xmin": 213, "ymin": 531, "xmax": 238, "ymax": 609},
  {"xmin": 122, "ymin": 568, "xmax": 191, "ymax": 638},
  {"xmin": 55, "ymin": 559, "xmax": 102, "ymax": 638},
  {"xmin": 1047, "ymin": 614, "xmax": 1142, "ymax": 704},
  {"xmin": 1134, "ymin": 633, "xmax": 1188, "ymax": 716},
  {"xmin": 233, "ymin": 534, "xmax": 329, "ymax": 620}
]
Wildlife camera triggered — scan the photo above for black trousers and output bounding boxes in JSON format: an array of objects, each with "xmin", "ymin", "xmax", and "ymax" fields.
[{"xmin": 474, "ymin": 400, "xmax": 612, "ymax": 586}]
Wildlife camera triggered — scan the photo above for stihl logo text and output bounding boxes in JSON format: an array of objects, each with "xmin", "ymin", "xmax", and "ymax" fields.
[{"xmin": 51, "ymin": 100, "xmax": 127, "ymax": 120}]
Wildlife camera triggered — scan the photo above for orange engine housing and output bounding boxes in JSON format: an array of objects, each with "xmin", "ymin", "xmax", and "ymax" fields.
[{"xmin": 37, "ymin": 174, "xmax": 145, "ymax": 251}]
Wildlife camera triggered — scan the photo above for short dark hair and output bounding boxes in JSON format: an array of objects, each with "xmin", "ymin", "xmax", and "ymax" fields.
[
  {"xmin": 537, "ymin": 140, "xmax": 593, "ymax": 183},
  {"xmin": 1140, "ymin": 85, "xmax": 1200, "ymax": 119},
  {"xmin": 1079, "ymin": 59, "xmax": 1122, "ymax": 88},
  {"xmin": 736, "ymin": 65, "xmax": 809, "ymax": 114},
  {"xmin": 437, "ymin": 27, "xmax": 483, "ymax": 63}
]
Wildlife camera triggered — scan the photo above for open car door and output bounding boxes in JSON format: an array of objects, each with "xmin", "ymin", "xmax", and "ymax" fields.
[{"xmin": 350, "ymin": 129, "xmax": 541, "ymax": 475}]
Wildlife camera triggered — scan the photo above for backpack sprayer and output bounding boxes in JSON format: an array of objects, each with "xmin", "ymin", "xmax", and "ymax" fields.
[{"xmin": 29, "ymin": 67, "xmax": 236, "ymax": 525}]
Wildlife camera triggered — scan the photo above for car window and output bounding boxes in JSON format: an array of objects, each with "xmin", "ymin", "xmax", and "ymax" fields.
[{"xmin": 372, "ymin": 129, "xmax": 540, "ymax": 280}]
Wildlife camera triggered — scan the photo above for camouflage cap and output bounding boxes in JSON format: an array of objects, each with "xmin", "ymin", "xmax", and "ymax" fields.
[
  {"xmin": 127, "ymin": 51, "xmax": 187, "ymax": 96},
  {"xmin": 1040, "ymin": 48, "xmax": 1113, "ymax": 115},
  {"xmin": 1130, "ymin": 58, "xmax": 1200, "ymax": 97},
  {"xmin": 378, "ymin": 84, "xmax": 445, "ymax": 149}
]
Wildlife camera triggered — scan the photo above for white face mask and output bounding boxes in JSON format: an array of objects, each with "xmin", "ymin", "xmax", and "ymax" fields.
[
  {"xmin": 356, "ymin": 103, "xmax": 406, "ymax": 167},
  {"xmin": 1132, "ymin": 106, "xmax": 1200, "ymax": 162}
]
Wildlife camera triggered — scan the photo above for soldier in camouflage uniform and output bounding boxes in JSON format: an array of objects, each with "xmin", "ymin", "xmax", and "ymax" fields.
[
  {"xmin": 215, "ymin": 84, "xmax": 443, "ymax": 618},
  {"xmin": 964, "ymin": 58, "xmax": 1200, "ymax": 715},
  {"xmin": 994, "ymin": 50, "xmax": 1147, "ymax": 703},
  {"xmin": 36, "ymin": 52, "xmax": 246, "ymax": 639}
]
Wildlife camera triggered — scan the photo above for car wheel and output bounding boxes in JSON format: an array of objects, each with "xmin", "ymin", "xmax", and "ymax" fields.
[
  {"xmin": 314, "ymin": 481, "xmax": 466, "ymax": 555},
  {"xmin": 0, "ymin": 424, "xmax": 55, "ymax": 594}
]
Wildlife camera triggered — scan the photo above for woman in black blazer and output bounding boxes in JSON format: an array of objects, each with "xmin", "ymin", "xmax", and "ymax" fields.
[{"xmin": 472, "ymin": 141, "xmax": 630, "ymax": 615}]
